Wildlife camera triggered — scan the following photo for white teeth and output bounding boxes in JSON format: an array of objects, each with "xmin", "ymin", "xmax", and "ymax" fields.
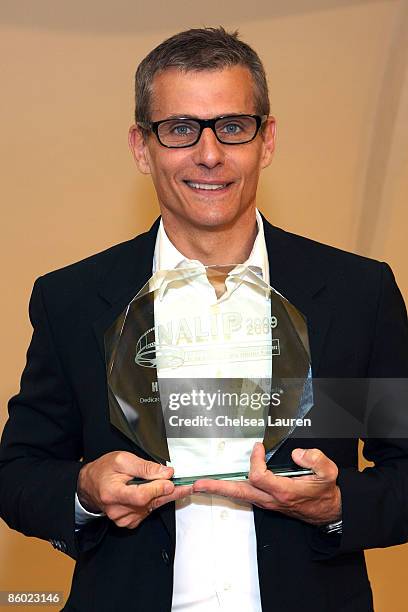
[{"xmin": 186, "ymin": 181, "xmax": 227, "ymax": 191}]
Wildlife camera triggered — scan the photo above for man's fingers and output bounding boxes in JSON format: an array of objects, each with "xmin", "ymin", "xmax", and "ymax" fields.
[
  {"xmin": 150, "ymin": 484, "xmax": 193, "ymax": 510},
  {"xmin": 193, "ymin": 478, "xmax": 246, "ymax": 498},
  {"xmin": 112, "ymin": 478, "xmax": 175, "ymax": 508},
  {"xmin": 106, "ymin": 483, "xmax": 193, "ymax": 527},
  {"xmin": 113, "ymin": 451, "xmax": 173, "ymax": 481},
  {"xmin": 108, "ymin": 485, "xmax": 192, "ymax": 520},
  {"xmin": 135, "ymin": 478, "xmax": 175, "ymax": 505},
  {"xmin": 121, "ymin": 480, "xmax": 193, "ymax": 508},
  {"xmin": 247, "ymin": 442, "xmax": 296, "ymax": 496},
  {"xmin": 193, "ymin": 478, "xmax": 271, "ymax": 505},
  {"xmin": 249, "ymin": 442, "xmax": 268, "ymax": 476},
  {"xmin": 291, "ymin": 448, "xmax": 338, "ymax": 481},
  {"xmin": 136, "ymin": 459, "xmax": 174, "ymax": 481}
]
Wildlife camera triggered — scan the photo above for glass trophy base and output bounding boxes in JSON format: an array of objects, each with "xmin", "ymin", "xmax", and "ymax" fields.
[{"xmin": 127, "ymin": 465, "xmax": 314, "ymax": 486}]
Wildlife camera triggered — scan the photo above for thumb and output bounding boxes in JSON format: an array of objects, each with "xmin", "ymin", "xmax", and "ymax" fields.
[
  {"xmin": 291, "ymin": 448, "xmax": 309, "ymax": 467},
  {"xmin": 136, "ymin": 458, "xmax": 173, "ymax": 480},
  {"xmin": 291, "ymin": 448, "xmax": 337, "ymax": 480},
  {"xmin": 114, "ymin": 452, "xmax": 173, "ymax": 480}
]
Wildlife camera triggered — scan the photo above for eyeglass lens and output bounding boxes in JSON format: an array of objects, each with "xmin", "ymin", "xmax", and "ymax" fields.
[{"xmin": 157, "ymin": 116, "xmax": 258, "ymax": 147}]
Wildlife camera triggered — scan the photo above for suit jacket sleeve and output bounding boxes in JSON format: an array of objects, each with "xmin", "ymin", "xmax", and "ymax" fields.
[
  {"xmin": 0, "ymin": 277, "xmax": 86, "ymax": 560},
  {"xmin": 313, "ymin": 263, "xmax": 408, "ymax": 557}
]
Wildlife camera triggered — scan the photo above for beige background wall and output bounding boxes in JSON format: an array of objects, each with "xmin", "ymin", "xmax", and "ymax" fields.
[{"xmin": 1, "ymin": 0, "xmax": 408, "ymax": 609}]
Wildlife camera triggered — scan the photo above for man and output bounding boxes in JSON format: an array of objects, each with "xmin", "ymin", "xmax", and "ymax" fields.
[{"xmin": 1, "ymin": 27, "xmax": 408, "ymax": 612}]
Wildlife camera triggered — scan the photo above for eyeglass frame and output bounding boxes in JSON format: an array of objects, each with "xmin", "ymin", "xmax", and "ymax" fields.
[{"xmin": 137, "ymin": 114, "xmax": 269, "ymax": 148}]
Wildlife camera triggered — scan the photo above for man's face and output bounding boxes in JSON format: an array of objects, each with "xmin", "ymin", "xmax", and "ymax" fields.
[{"xmin": 129, "ymin": 66, "xmax": 276, "ymax": 232}]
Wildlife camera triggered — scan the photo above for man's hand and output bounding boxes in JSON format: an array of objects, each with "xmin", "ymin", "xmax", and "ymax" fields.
[
  {"xmin": 192, "ymin": 443, "xmax": 341, "ymax": 526},
  {"xmin": 77, "ymin": 451, "xmax": 192, "ymax": 529}
]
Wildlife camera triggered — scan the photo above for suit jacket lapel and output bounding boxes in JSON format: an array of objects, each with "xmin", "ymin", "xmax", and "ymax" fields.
[
  {"xmin": 92, "ymin": 219, "xmax": 160, "ymax": 362},
  {"xmin": 263, "ymin": 217, "xmax": 332, "ymax": 377}
]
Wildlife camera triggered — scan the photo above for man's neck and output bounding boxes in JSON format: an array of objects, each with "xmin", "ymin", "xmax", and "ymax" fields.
[{"xmin": 161, "ymin": 211, "xmax": 258, "ymax": 266}]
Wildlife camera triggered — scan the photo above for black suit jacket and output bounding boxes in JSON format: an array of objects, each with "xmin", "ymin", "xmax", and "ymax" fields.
[{"xmin": 1, "ymin": 217, "xmax": 408, "ymax": 612}]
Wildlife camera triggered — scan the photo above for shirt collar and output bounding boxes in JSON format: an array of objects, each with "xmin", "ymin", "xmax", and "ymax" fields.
[{"xmin": 152, "ymin": 209, "xmax": 269, "ymax": 285}]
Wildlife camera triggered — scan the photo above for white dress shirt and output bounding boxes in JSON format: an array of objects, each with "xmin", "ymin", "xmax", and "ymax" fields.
[
  {"xmin": 153, "ymin": 210, "xmax": 270, "ymax": 611},
  {"xmin": 76, "ymin": 210, "xmax": 271, "ymax": 610}
]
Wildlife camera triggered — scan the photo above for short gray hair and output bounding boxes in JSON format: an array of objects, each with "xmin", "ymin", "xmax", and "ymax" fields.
[{"xmin": 135, "ymin": 27, "xmax": 270, "ymax": 126}]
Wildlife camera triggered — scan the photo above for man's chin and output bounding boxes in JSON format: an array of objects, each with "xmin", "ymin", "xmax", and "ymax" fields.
[{"xmin": 179, "ymin": 208, "xmax": 246, "ymax": 232}]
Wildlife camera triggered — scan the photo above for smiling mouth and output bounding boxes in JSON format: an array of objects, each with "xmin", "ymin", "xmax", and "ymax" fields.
[{"xmin": 184, "ymin": 181, "xmax": 232, "ymax": 191}]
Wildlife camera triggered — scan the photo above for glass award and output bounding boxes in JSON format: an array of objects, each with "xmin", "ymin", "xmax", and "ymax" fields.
[{"xmin": 105, "ymin": 265, "xmax": 313, "ymax": 485}]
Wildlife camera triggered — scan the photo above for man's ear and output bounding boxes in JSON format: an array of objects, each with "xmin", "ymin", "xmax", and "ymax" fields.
[
  {"xmin": 128, "ymin": 124, "xmax": 151, "ymax": 175},
  {"xmin": 260, "ymin": 116, "xmax": 276, "ymax": 169}
]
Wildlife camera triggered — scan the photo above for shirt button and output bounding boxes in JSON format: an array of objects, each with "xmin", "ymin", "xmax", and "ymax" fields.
[
  {"xmin": 220, "ymin": 510, "xmax": 229, "ymax": 520},
  {"xmin": 218, "ymin": 441, "xmax": 226, "ymax": 451}
]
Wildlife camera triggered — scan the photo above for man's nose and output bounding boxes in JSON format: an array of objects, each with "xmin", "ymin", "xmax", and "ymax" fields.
[{"xmin": 192, "ymin": 127, "xmax": 225, "ymax": 168}]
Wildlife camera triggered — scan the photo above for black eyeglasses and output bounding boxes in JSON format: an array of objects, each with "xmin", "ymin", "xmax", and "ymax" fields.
[{"xmin": 137, "ymin": 114, "xmax": 268, "ymax": 148}]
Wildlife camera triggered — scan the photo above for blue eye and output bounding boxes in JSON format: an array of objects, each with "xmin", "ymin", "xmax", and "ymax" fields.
[
  {"xmin": 222, "ymin": 123, "xmax": 242, "ymax": 134},
  {"xmin": 173, "ymin": 124, "xmax": 193, "ymax": 136}
]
